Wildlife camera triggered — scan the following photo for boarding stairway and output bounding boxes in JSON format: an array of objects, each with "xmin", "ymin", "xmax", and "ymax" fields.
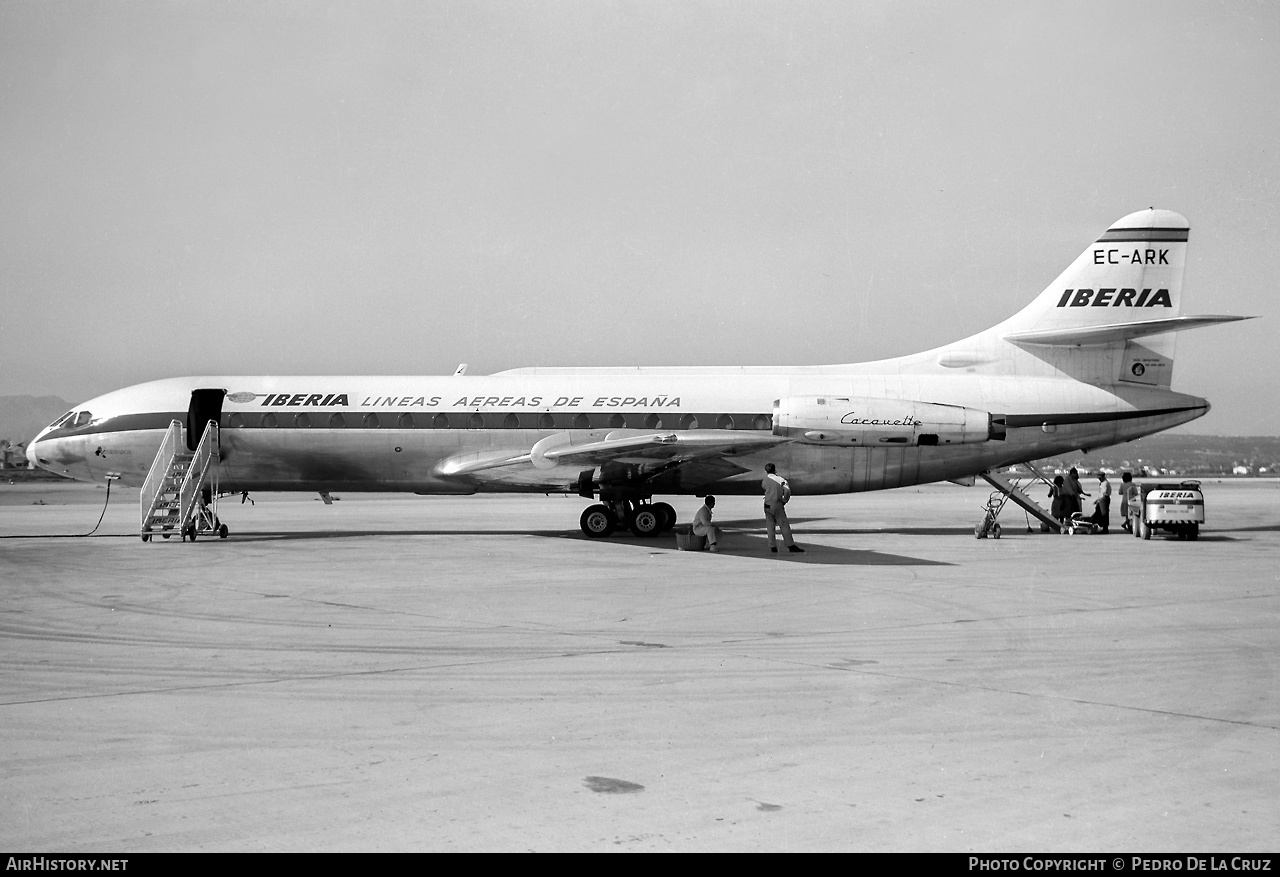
[
  {"xmin": 978, "ymin": 466, "xmax": 1062, "ymax": 535},
  {"xmin": 139, "ymin": 419, "xmax": 224, "ymax": 542}
]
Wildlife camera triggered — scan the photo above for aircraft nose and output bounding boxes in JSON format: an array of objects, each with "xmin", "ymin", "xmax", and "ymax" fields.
[{"xmin": 26, "ymin": 436, "xmax": 43, "ymax": 469}]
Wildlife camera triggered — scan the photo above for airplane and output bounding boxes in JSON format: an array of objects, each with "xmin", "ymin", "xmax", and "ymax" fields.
[{"xmin": 26, "ymin": 208, "xmax": 1251, "ymax": 541}]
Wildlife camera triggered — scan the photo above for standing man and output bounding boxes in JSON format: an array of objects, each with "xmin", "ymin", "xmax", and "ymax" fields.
[
  {"xmin": 1119, "ymin": 472, "xmax": 1138, "ymax": 533},
  {"xmin": 762, "ymin": 463, "xmax": 804, "ymax": 553},
  {"xmin": 1094, "ymin": 472, "xmax": 1112, "ymax": 532},
  {"xmin": 692, "ymin": 495, "xmax": 720, "ymax": 552}
]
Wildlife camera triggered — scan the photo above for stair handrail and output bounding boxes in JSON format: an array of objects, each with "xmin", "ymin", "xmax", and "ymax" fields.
[
  {"xmin": 140, "ymin": 420, "xmax": 184, "ymax": 532},
  {"xmin": 179, "ymin": 421, "xmax": 220, "ymax": 529},
  {"xmin": 1018, "ymin": 462, "xmax": 1056, "ymax": 491}
]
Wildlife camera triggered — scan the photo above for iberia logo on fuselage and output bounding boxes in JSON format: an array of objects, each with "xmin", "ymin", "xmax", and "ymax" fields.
[
  {"xmin": 259, "ymin": 393, "xmax": 350, "ymax": 406},
  {"xmin": 1055, "ymin": 288, "xmax": 1172, "ymax": 308}
]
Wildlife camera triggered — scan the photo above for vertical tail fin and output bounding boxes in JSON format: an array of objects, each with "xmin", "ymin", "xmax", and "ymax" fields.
[{"xmin": 995, "ymin": 208, "xmax": 1190, "ymax": 387}]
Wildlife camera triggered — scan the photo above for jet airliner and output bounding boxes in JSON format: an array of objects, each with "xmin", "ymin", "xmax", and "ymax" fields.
[{"xmin": 27, "ymin": 209, "xmax": 1250, "ymax": 540}]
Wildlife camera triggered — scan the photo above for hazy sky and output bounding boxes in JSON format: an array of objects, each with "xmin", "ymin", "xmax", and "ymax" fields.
[{"xmin": 2, "ymin": 1, "xmax": 1277, "ymax": 434}]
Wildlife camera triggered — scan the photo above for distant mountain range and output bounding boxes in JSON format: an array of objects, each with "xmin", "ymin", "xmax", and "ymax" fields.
[
  {"xmin": 0, "ymin": 394, "xmax": 72, "ymax": 449},
  {"xmin": 1034, "ymin": 434, "xmax": 1280, "ymax": 476},
  {"xmin": 1, "ymin": 393, "xmax": 1276, "ymax": 475}
]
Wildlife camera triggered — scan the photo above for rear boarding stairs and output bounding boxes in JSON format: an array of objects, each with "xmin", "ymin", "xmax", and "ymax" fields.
[{"xmin": 975, "ymin": 465, "xmax": 1063, "ymax": 538}]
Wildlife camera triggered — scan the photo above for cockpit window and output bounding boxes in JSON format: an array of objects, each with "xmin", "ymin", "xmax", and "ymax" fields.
[
  {"xmin": 73, "ymin": 411, "xmax": 93, "ymax": 427},
  {"xmin": 49, "ymin": 411, "xmax": 75, "ymax": 429}
]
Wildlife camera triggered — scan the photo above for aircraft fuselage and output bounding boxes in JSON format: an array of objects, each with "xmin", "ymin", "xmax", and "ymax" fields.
[{"xmin": 29, "ymin": 371, "xmax": 1207, "ymax": 496}]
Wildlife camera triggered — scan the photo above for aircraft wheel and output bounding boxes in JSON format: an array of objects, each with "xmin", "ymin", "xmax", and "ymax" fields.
[
  {"xmin": 1189, "ymin": 523, "xmax": 1199, "ymax": 540},
  {"xmin": 653, "ymin": 502, "xmax": 677, "ymax": 532},
  {"xmin": 580, "ymin": 504, "xmax": 615, "ymax": 538},
  {"xmin": 219, "ymin": 523, "xmax": 229, "ymax": 539},
  {"xmin": 992, "ymin": 523, "xmax": 1002, "ymax": 539},
  {"xmin": 141, "ymin": 533, "xmax": 151, "ymax": 543},
  {"xmin": 628, "ymin": 506, "xmax": 661, "ymax": 538}
]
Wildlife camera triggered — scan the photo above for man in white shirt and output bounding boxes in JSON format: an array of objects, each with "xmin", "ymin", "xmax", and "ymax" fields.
[
  {"xmin": 692, "ymin": 495, "xmax": 719, "ymax": 552},
  {"xmin": 1094, "ymin": 471, "xmax": 1113, "ymax": 532},
  {"xmin": 762, "ymin": 463, "xmax": 804, "ymax": 553}
]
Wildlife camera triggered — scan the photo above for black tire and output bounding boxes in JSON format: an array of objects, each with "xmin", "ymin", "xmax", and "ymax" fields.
[
  {"xmin": 219, "ymin": 523, "xmax": 229, "ymax": 539},
  {"xmin": 653, "ymin": 502, "xmax": 677, "ymax": 532},
  {"xmin": 628, "ymin": 506, "xmax": 661, "ymax": 538},
  {"xmin": 141, "ymin": 533, "xmax": 150, "ymax": 543},
  {"xmin": 1189, "ymin": 523, "xmax": 1199, "ymax": 540},
  {"xmin": 580, "ymin": 504, "xmax": 615, "ymax": 538},
  {"xmin": 992, "ymin": 523, "xmax": 1002, "ymax": 539}
]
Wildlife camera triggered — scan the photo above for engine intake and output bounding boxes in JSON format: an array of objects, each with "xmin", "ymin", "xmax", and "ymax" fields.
[{"xmin": 773, "ymin": 396, "xmax": 1000, "ymax": 446}]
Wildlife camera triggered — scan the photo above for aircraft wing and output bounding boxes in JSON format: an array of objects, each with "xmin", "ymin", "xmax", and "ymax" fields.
[{"xmin": 433, "ymin": 429, "xmax": 788, "ymax": 487}]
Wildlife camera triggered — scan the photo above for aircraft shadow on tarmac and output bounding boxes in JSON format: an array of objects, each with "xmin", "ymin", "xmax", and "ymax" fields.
[
  {"xmin": 212, "ymin": 516, "xmax": 953, "ymax": 566},
  {"xmin": 653, "ymin": 534, "xmax": 953, "ymax": 566}
]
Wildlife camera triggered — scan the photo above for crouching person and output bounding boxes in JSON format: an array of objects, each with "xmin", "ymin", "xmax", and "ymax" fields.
[{"xmin": 692, "ymin": 496, "xmax": 720, "ymax": 552}]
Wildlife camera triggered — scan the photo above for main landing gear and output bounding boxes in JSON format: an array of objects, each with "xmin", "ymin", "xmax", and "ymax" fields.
[{"xmin": 580, "ymin": 500, "xmax": 678, "ymax": 538}]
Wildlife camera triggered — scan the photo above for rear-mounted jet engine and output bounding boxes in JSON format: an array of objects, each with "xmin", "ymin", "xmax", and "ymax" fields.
[{"xmin": 772, "ymin": 396, "xmax": 1003, "ymax": 446}]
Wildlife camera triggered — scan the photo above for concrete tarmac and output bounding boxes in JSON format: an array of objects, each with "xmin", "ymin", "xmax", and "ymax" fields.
[{"xmin": 1, "ymin": 479, "xmax": 1277, "ymax": 852}]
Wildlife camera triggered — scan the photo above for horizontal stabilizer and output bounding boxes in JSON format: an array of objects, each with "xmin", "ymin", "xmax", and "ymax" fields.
[{"xmin": 1004, "ymin": 314, "xmax": 1253, "ymax": 347}]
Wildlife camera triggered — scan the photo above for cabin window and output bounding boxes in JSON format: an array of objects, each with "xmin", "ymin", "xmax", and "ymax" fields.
[
  {"xmin": 295, "ymin": 413, "xmax": 311, "ymax": 428},
  {"xmin": 608, "ymin": 413, "xmax": 625, "ymax": 429},
  {"xmin": 753, "ymin": 414, "xmax": 772, "ymax": 431},
  {"xmin": 645, "ymin": 414, "xmax": 662, "ymax": 429},
  {"xmin": 227, "ymin": 413, "xmax": 245, "ymax": 428},
  {"xmin": 715, "ymin": 414, "xmax": 734, "ymax": 430},
  {"xmin": 398, "ymin": 413, "xmax": 415, "ymax": 429},
  {"xmin": 538, "ymin": 413, "xmax": 555, "ymax": 430},
  {"xmin": 573, "ymin": 413, "xmax": 590, "ymax": 429},
  {"xmin": 363, "ymin": 413, "xmax": 381, "ymax": 428},
  {"xmin": 433, "ymin": 413, "xmax": 450, "ymax": 429},
  {"xmin": 503, "ymin": 413, "xmax": 520, "ymax": 429},
  {"xmin": 329, "ymin": 413, "xmax": 346, "ymax": 429},
  {"xmin": 262, "ymin": 413, "xmax": 278, "ymax": 428},
  {"xmin": 467, "ymin": 413, "xmax": 484, "ymax": 429},
  {"xmin": 680, "ymin": 414, "xmax": 699, "ymax": 430}
]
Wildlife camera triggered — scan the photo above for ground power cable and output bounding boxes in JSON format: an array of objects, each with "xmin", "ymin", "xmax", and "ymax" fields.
[{"xmin": 1, "ymin": 475, "xmax": 120, "ymax": 539}]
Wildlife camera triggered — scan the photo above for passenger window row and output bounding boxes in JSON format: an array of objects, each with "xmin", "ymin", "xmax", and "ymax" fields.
[{"xmin": 225, "ymin": 411, "xmax": 774, "ymax": 431}]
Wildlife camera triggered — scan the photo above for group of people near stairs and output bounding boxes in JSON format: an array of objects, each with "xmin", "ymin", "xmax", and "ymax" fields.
[
  {"xmin": 690, "ymin": 462, "xmax": 804, "ymax": 555},
  {"xmin": 680, "ymin": 462, "xmax": 1147, "ymax": 551},
  {"xmin": 1047, "ymin": 468, "xmax": 1139, "ymax": 533}
]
